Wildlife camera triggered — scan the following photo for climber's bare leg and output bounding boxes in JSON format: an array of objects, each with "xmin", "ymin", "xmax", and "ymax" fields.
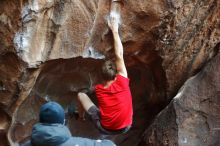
[
  {"xmin": 77, "ymin": 92, "xmax": 95, "ymax": 120},
  {"xmin": 76, "ymin": 98, "xmax": 86, "ymax": 120}
]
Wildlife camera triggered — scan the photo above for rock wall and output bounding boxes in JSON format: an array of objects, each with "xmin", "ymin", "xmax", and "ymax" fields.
[
  {"xmin": 139, "ymin": 48, "xmax": 220, "ymax": 146},
  {"xmin": 0, "ymin": 0, "xmax": 219, "ymax": 146},
  {"xmin": 14, "ymin": 0, "xmax": 220, "ymax": 97},
  {"xmin": 0, "ymin": 1, "xmax": 24, "ymax": 146}
]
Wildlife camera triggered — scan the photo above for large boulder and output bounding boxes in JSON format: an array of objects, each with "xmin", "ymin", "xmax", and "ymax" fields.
[
  {"xmin": 14, "ymin": 0, "xmax": 220, "ymax": 97},
  {"xmin": 139, "ymin": 49, "xmax": 220, "ymax": 146}
]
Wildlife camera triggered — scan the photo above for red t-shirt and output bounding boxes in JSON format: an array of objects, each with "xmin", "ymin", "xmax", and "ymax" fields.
[{"xmin": 95, "ymin": 74, "xmax": 133, "ymax": 130}]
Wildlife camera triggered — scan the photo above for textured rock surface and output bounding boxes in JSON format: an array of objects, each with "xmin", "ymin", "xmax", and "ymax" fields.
[
  {"xmin": 0, "ymin": 1, "xmax": 24, "ymax": 146},
  {"xmin": 139, "ymin": 49, "xmax": 220, "ymax": 146},
  {"xmin": 0, "ymin": 0, "xmax": 219, "ymax": 146},
  {"xmin": 14, "ymin": 0, "xmax": 220, "ymax": 97}
]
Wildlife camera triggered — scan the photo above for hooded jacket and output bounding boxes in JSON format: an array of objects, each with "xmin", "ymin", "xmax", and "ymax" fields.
[{"xmin": 22, "ymin": 123, "xmax": 115, "ymax": 146}]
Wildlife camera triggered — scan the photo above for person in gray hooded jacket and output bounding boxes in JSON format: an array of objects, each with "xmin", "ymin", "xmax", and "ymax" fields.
[{"xmin": 21, "ymin": 101, "xmax": 115, "ymax": 146}]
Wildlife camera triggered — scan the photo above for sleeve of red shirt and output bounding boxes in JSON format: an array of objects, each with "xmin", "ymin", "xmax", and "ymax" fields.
[{"xmin": 115, "ymin": 74, "xmax": 130, "ymax": 89}]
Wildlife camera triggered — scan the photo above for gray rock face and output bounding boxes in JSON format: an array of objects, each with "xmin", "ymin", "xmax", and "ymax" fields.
[{"xmin": 140, "ymin": 49, "xmax": 220, "ymax": 146}]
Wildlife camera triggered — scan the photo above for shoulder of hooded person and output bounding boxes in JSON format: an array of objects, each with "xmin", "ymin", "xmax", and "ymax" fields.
[
  {"xmin": 60, "ymin": 137, "xmax": 116, "ymax": 146},
  {"xmin": 21, "ymin": 124, "xmax": 116, "ymax": 146}
]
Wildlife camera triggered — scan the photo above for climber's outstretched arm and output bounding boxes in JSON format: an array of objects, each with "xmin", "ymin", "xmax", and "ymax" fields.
[{"xmin": 108, "ymin": 12, "xmax": 127, "ymax": 78}]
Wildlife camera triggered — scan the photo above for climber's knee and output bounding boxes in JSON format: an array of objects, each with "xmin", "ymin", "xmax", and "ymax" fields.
[{"xmin": 77, "ymin": 92, "xmax": 86, "ymax": 100}]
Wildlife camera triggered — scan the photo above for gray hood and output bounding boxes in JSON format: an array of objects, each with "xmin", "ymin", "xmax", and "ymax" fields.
[{"xmin": 31, "ymin": 123, "xmax": 71, "ymax": 146}]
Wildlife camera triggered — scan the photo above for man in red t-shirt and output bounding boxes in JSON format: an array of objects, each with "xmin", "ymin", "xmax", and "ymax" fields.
[{"xmin": 77, "ymin": 10, "xmax": 133, "ymax": 134}]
